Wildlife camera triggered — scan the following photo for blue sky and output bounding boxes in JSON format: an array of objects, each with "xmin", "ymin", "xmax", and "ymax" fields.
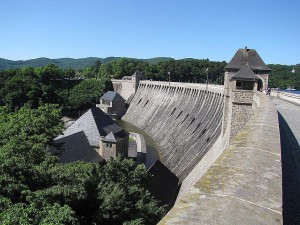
[{"xmin": 1, "ymin": 0, "xmax": 299, "ymax": 64}]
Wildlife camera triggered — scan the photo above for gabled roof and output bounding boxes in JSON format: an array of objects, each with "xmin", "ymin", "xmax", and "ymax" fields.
[
  {"xmin": 55, "ymin": 107, "xmax": 126, "ymax": 147},
  {"xmin": 103, "ymin": 132, "xmax": 118, "ymax": 143},
  {"xmin": 226, "ymin": 48, "xmax": 271, "ymax": 71},
  {"xmin": 52, "ymin": 131, "xmax": 104, "ymax": 163},
  {"xmin": 231, "ymin": 65, "xmax": 260, "ymax": 80},
  {"xmin": 100, "ymin": 91, "xmax": 125, "ymax": 102}
]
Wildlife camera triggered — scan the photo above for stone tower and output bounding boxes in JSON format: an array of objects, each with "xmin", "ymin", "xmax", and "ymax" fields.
[
  {"xmin": 223, "ymin": 47, "xmax": 271, "ymax": 140},
  {"xmin": 131, "ymin": 70, "xmax": 143, "ymax": 92}
]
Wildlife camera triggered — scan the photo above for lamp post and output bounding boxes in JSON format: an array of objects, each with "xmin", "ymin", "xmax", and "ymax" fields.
[
  {"xmin": 168, "ymin": 71, "xmax": 171, "ymax": 88},
  {"xmin": 205, "ymin": 68, "xmax": 208, "ymax": 91}
]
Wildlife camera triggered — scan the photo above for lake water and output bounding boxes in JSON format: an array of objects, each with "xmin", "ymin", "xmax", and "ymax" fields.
[
  {"xmin": 281, "ymin": 90, "xmax": 300, "ymax": 95},
  {"xmin": 117, "ymin": 120, "xmax": 161, "ymax": 169}
]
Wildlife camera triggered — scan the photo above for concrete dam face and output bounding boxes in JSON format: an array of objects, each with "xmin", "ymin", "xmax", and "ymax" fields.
[{"xmin": 123, "ymin": 81, "xmax": 224, "ymax": 182}]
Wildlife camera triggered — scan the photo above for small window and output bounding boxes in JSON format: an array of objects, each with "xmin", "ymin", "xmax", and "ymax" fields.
[{"xmin": 106, "ymin": 143, "xmax": 112, "ymax": 148}]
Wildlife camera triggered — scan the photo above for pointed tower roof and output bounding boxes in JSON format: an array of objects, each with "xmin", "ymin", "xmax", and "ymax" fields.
[
  {"xmin": 231, "ymin": 65, "xmax": 260, "ymax": 80},
  {"xmin": 103, "ymin": 132, "xmax": 119, "ymax": 143},
  {"xmin": 100, "ymin": 91, "xmax": 125, "ymax": 102},
  {"xmin": 226, "ymin": 47, "xmax": 271, "ymax": 71}
]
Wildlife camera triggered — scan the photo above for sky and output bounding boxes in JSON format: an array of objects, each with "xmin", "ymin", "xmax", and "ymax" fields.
[{"xmin": 1, "ymin": 0, "xmax": 299, "ymax": 64}]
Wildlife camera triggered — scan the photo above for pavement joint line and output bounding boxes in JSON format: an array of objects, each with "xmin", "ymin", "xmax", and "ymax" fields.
[
  {"xmin": 234, "ymin": 146, "xmax": 281, "ymax": 157},
  {"xmin": 206, "ymin": 193, "xmax": 282, "ymax": 215},
  {"xmin": 228, "ymin": 195, "xmax": 282, "ymax": 215},
  {"xmin": 249, "ymin": 123, "xmax": 278, "ymax": 129}
]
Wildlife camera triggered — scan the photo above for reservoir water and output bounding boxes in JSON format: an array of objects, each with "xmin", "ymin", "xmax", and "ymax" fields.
[{"xmin": 117, "ymin": 120, "xmax": 161, "ymax": 169}]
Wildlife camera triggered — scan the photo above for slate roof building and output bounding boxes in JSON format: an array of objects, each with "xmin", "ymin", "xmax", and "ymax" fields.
[
  {"xmin": 225, "ymin": 46, "xmax": 271, "ymax": 91},
  {"xmin": 98, "ymin": 91, "xmax": 126, "ymax": 119},
  {"xmin": 54, "ymin": 107, "xmax": 129, "ymax": 162},
  {"xmin": 223, "ymin": 47, "xmax": 272, "ymax": 140}
]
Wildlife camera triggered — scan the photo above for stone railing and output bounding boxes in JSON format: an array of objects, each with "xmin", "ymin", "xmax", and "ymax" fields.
[{"xmin": 271, "ymin": 90, "xmax": 300, "ymax": 105}]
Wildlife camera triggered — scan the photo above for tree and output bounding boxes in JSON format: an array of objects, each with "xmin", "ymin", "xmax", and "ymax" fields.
[
  {"xmin": 0, "ymin": 102, "xmax": 165, "ymax": 224},
  {"xmin": 68, "ymin": 78, "xmax": 113, "ymax": 113},
  {"xmin": 0, "ymin": 67, "xmax": 42, "ymax": 110},
  {"xmin": 96, "ymin": 157, "xmax": 165, "ymax": 225}
]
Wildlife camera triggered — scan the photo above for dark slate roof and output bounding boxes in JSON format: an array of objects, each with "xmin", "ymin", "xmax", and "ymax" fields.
[
  {"xmin": 55, "ymin": 107, "xmax": 127, "ymax": 147},
  {"xmin": 231, "ymin": 65, "xmax": 260, "ymax": 80},
  {"xmin": 103, "ymin": 132, "xmax": 118, "ymax": 143},
  {"xmin": 225, "ymin": 48, "xmax": 271, "ymax": 71},
  {"xmin": 100, "ymin": 91, "xmax": 125, "ymax": 102},
  {"xmin": 52, "ymin": 131, "xmax": 104, "ymax": 163},
  {"xmin": 147, "ymin": 160, "xmax": 179, "ymax": 207}
]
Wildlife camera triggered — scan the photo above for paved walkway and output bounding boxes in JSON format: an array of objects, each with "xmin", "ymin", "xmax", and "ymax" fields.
[
  {"xmin": 160, "ymin": 95, "xmax": 282, "ymax": 225},
  {"xmin": 272, "ymin": 97, "xmax": 300, "ymax": 225}
]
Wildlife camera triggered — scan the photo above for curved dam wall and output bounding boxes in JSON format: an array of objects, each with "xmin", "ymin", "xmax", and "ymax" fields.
[
  {"xmin": 123, "ymin": 81, "xmax": 224, "ymax": 182},
  {"xmin": 159, "ymin": 92, "xmax": 282, "ymax": 225}
]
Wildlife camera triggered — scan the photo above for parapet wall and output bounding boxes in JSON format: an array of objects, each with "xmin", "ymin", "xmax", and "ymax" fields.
[
  {"xmin": 111, "ymin": 79, "xmax": 136, "ymax": 101},
  {"xmin": 123, "ymin": 81, "xmax": 224, "ymax": 182},
  {"xmin": 271, "ymin": 90, "xmax": 300, "ymax": 105}
]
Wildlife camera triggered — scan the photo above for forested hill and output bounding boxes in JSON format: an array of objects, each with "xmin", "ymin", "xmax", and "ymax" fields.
[{"xmin": 0, "ymin": 57, "xmax": 173, "ymax": 70}]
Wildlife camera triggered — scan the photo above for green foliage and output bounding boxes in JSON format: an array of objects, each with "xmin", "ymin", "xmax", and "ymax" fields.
[
  {"xmin": 0, "ymin": 57, "xmax": 173, "ymax": 71},
  {"xmin": 0, "ymin": 64, "xmax": 112, "ymax": 112},
  {"xmin": 0, "ymin": 105, "xmax": 164, "ymax": 224},
  {"xmin": 0, "ymin": 67, "xmax": 42, "ymax": 110},
  {"xmin": 268, "ymin": 64, "xmax": 300, "ymax": 89},
  {"xmin": 96, "ymin": 158, "xmax": 165, "ymax": 225},
  {"xmin": 68, "ymin": 78, "xmax": 113, "ymax": 111}
]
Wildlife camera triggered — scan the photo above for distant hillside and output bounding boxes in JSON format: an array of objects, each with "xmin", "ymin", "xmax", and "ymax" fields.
[{"xmin": 0, "ymin": 57, "xmax": 173, "ymax": 70}]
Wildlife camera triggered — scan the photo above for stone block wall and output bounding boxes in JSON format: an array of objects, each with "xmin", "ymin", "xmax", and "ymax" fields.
[
  {"xmin": 230, "ymin": 103, "xmax": 253, "ymax": 140},
  {"xmin": 111, "ymin": 79, "xmax": 136, "ymax": 101},
  {"xmin": 123, "ymin": 81, "xmax": 224, "ymax": 182},
  {"xmin": 99, "ymin": 141, "xmax": 117, "ymax": 161},
  {"xmin": 232, "ymin": 90, "xmax": 253, "ymax": 103}
]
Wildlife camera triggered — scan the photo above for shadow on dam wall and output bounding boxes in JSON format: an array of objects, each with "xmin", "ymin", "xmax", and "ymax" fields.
[
  {"xmin": 122, "ymin": 81, "xmax": 224, "ymax": 182},
  {"xmin": 278, "ymin": 112, "xmax": 300, "ymax": 225}
]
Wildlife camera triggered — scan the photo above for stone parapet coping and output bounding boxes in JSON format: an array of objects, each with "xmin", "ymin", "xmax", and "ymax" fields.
[{"xmin": 159, "ymin": 93, "xmax": 282, "ymax": 225}]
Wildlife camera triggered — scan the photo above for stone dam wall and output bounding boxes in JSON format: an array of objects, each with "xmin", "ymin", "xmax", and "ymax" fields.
[
  {"xmin": 159, "ymin": 92, "xmax": 282, "ymax": 225},
  {"xmin": 122, "ymin": 81, "xmax": 224, "ymax": 182}
]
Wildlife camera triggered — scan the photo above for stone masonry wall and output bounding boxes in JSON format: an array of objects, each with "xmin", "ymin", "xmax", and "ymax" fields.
[
  {"xmin": 159, "ymin": 92, "xmax": 282, "ymax": 225},
  {"xmin": 232, "ymin": 90, "xmax": 253, "ymax": 103},
  {"xmin": 123, "ymin": 81, "xmax": 224, "ymax": 182},
  {"xmin": 111, "ymin": 79, "xmax": 136, "ymax": 101},
  {"xmin": 230, "ymin": 103, "xmax": 253, "ymax": 140}
]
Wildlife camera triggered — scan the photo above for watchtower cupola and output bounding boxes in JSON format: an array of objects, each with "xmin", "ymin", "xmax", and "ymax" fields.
[{"xmin": 223, "ymin": 47, "xmax": 271, "ymax": 141}]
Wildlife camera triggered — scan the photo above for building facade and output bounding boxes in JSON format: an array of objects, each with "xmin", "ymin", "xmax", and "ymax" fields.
[
  {"xmin": 98, "ymin": 91, "xmax": 126, "ymax": 119},
  {"xmin": 223, "ymin": 47, "xmax": 271, "ymax": 140}
]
